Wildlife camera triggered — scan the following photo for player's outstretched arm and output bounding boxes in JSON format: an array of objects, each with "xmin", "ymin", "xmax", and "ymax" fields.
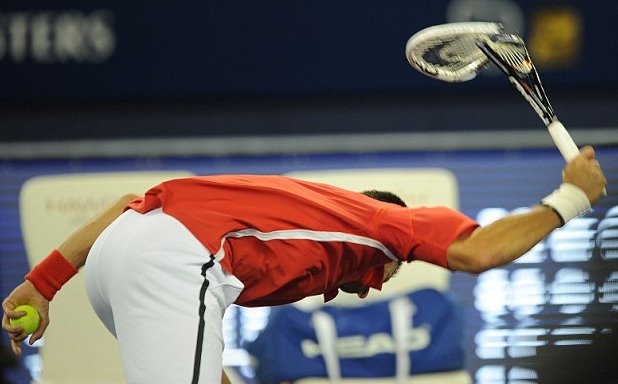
[
  {"xmin": 447, "ymin": 205, "xmax": 561, "ymax": 273},
  {"xmin": 447, "ymin": 146, "xmax": 607, "ymax": 274},
  {"xmin": 2, "ymin": 193, "xmax": 139, "ymax": 355}
]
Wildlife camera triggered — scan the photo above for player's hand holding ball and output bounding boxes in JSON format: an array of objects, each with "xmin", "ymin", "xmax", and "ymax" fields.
[
  {"xmin": 9, "ymin": 305, "xmax": 40, "ymax": 335},
  {"xmin": 2, "ymin": 280, "xmax": 50, "ymax": 355}
]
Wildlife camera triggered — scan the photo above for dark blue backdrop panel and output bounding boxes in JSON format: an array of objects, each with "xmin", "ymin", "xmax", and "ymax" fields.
[{"xmin": 0, "ymin": 1, "xmax": 616, "ymax": 100}]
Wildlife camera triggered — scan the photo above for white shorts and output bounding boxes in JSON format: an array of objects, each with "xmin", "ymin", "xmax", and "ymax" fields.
[{"xmin": 84, "ymin": 208, "xmax": 245, "ymax": 384}]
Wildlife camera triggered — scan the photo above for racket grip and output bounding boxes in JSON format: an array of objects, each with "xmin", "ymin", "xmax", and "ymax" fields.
[
  {"xmin": 547, "ymin": 120, "xmax": 579, "ymax": 162},
  {"xmin": 548, "ymin": 120, "xmax": 607, "ymax": 196}
]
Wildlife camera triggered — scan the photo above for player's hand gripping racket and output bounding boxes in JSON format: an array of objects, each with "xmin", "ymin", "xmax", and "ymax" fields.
[{"xmin": 405, "ymin": 22, "xmax": 580, "ymax": 161}]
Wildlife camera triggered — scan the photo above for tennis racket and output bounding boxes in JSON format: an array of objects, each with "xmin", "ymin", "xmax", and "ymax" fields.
[{"xmin": 405, "ymin": 22, "xmax": 580, "ymax": 162}]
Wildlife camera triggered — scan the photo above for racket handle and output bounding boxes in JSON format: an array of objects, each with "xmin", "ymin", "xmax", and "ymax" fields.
[
  {"xmin": 547, "ymin": 120, "xmax": 579, "ymax": 162},
  {"xmin": 547, "ymin": 119, "xmax": 607, "ymax": 196}
]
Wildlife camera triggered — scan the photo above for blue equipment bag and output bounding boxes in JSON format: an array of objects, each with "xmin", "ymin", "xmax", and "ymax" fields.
[{"xmin": 247, "ymin": 288, "xmax": 465, "ymax": 383}]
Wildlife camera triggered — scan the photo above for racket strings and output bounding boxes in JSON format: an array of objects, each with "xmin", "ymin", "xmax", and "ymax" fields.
[
  {"xmin": 414, "ymin": 35, "xmax": 489, "ymax": 78},
  {"xmin": 406, "ymin": 22, "xmax": 503, "ymax": 82},
  {"xmin": 438, "ymin": 37, "xmax": 484, "ymax": 68}
]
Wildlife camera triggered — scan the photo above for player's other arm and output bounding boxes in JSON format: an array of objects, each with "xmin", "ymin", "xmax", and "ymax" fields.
[
  {"xmin": 447, "ymin": 146, "xmax": 606, "ymax": 274},
  {"xmin": 2, "ymin": 193, "xmax": 138, "ymax": 355}
]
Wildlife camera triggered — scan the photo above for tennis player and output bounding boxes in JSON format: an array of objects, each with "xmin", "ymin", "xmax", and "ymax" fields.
[{"xmin": 2, "ymin": 146, "xmax": 606, "ymax": 384}]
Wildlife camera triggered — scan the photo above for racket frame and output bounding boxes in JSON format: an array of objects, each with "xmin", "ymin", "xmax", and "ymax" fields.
[{"xmin": 406, "ymin": 22, "xmax": 583, "ymax": 163}]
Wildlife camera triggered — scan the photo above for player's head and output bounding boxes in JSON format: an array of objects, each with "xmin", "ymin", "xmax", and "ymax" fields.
[
  {"xmin": 362, "ymin": 189, "xmax": 405, "ymax": 281},
  {"xmin": 339, "ymin": 190, "xmax": 406, "ymax": 298}
]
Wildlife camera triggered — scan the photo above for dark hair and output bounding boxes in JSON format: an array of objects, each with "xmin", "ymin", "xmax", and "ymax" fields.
[
  {"xmin": 362, "ymin": 189, "xmax": 406, "ymax": 276},
  {"xmin": 361, "ymin": 190, "xmax": 407, "ymax": 207}
]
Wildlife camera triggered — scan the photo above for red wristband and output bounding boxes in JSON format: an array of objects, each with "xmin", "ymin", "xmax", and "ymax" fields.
[{"xmin": 25, "ymin": 249, "xmax": 78, "ymax": 301}]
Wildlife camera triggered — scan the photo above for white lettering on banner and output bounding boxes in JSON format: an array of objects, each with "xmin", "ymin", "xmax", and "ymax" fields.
[
  {"xmin": 0, "ymin": 9, "xmax": 115, "ymax": 63},
  {"xmin": 44, "ymin": 195, "xmax": 117, "ymax": 215},
  {"xmin": 301, "ymin": 325, "xmax": 431, "ymax": 359}
]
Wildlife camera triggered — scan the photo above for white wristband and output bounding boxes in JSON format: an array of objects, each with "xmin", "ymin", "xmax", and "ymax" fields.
[{"xmin": 541, "ymin": 183, "xmax": 591, "ymax": 225}]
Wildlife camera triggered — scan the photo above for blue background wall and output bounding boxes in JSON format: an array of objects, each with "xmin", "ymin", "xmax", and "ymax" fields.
[{"xmin": 1, "ymin": 0, "xmax": 617, "ymax": 142}]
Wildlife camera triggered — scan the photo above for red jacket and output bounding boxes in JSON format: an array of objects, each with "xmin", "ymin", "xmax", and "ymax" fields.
[{"xmin": 126, "ymin": 175, "xmax": 478, "ymax": 306}]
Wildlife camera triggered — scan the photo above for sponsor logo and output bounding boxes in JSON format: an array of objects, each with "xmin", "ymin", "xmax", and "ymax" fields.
[
  {"xmin": 301, "ymin": 325, "xmax": 432, "ymax": 358},
  {"xmin": 0, "ymin": 9, "xmax": 115, "ymax": 63}
]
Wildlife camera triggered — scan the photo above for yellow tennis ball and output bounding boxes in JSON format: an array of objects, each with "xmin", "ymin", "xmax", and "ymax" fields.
[{"xmin": 9, "ymin": 305, "xmax": 40, "ymax": 335}]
